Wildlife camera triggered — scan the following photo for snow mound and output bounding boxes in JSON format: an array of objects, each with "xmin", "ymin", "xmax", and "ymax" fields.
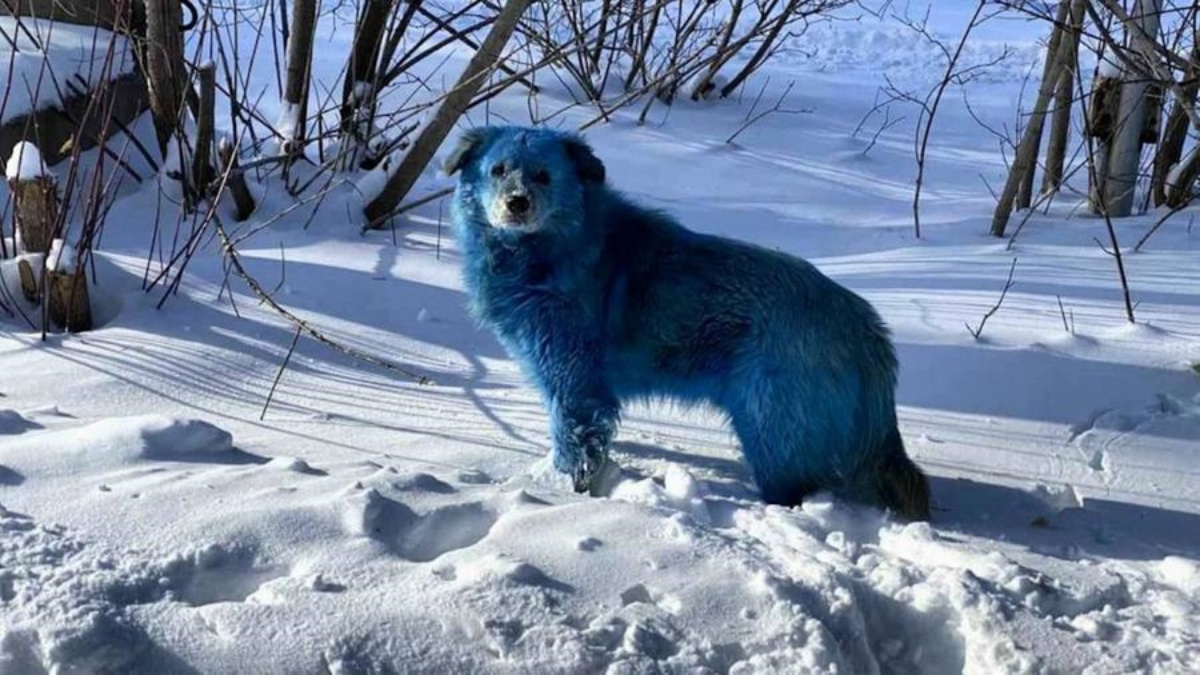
[
  {"xmin": 4, "ymin": 142, "xmax": 47, "ymax": 180},
  {"xmin": 0, "ymin": 416, "xmax": 235, "ymax": 475},
  {"xmin": 68, "ymin": 415, "xmax": 234, "ymax": 460}
]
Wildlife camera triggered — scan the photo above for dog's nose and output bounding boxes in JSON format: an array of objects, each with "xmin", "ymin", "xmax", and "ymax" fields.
[{"xmin": 506, "ymin": 195, "xmax": 530, "ymax": 216}]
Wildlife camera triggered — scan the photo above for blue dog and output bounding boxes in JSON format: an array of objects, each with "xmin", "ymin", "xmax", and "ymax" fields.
[{"xmin": 446, "ymin": 126, "xmax": 930, "ymax": 520}]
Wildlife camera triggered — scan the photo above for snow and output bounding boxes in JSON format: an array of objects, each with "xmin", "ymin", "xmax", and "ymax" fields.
[
  {"xmin": 2, "ymin": 3, "xmax": 1200, "ymax": 673},
  {"xmin": 4, "ymin": 142, "xmax": 47, "ymax": 181},
  {"xmin": 45, "ymin": 239, "xmax": 75, "ymax": 272},
  {"xmin": 276, "ymin": 101, "xmax": 302, "ymax": 142},
  {"xmin": 0, "ymin": 18, "xmax": 136, "ymax": 124}
]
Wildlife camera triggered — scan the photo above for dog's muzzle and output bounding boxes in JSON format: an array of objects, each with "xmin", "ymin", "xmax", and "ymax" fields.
[
  {"xmin": 506, "ymin": 195, "xmax": 530, "ymax": 217},
  {"xmin": 490, "ymin": 192, "xmax": 536, "ymax": 229}
]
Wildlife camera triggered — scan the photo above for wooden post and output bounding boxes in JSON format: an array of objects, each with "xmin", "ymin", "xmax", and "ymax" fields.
[
  {"xmin": 1041, "ymin": 0, "xmax": 1085, "ymax": 198},
  {"xmin": 281, "ymin": 0, "xmax": 318, "ymax": 157},
  {"xmin": 7, "ymin": 142, "xmax": 57, "ymax": 253},
  {"xmin": 1016, "ymin": 0, "xmax": 1071, "ymax": 209},
  {"xmin": 193, "ymin": 62, "xmax": 217, "ymax": 193},
  {"xmin": 1099, "ymin": 0, "xmax": 1162, "ymax": 217},
  {"xmin": 48, "ymin": 268, "xmax": 92, "ymax": 332},
  {"xmin": 989, "ymin": 17, "xmax": 1068, "ymax": 237},
  {"xmin": 363, "ymin": 0, "xmax": 532, "ymax": 227},
  {"xmin": 143, "ymin": 0, "xmax": 187, "ymax": 156},
  {"xmin": 217, "ymin": 138, "xmax": 256, "ymax": 221}
]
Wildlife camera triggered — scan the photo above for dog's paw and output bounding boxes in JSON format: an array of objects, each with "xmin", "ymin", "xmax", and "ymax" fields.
[
  {"xmin": 571, "ymin": 461, "xmax": 597, "ymax": 495},
  {"xmin": 572, "ymin": 455, "xmax": 621, "ymax": 497}
]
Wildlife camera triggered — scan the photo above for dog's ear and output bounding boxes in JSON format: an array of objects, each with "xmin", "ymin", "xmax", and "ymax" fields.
[
  {"xmin": 561, "ymin": 135, "xmax": 606, "ymax": 184},
  {"xmin": 443, "ymin": 127, "xmax": 494, "ymax": 176}
]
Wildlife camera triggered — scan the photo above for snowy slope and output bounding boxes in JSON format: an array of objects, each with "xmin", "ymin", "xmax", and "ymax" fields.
[{"xmin": 2, "ymin": 3, "xmax": 1200, "ymax": 673}]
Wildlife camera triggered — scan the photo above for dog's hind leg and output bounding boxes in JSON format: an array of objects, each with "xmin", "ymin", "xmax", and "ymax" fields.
[
  {"xmin": 725, "ymin": 360, "xmax": 876, "ymax": 508},
  {"xmin": 725, "ymin": 367, "xmax": 841, "ymax": 507}
]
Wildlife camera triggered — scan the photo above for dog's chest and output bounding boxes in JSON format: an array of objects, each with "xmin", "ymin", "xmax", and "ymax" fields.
[{"xmin": 467, "ymin": 249, "xmax": 564, "ymax": 321}]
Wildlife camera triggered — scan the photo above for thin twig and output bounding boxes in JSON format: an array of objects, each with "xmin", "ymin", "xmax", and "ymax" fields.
[
  {"xmin": 261, "ymin": 325, "xmax": 303, "ymax": 420},
  {"xmin": 966, "ymin": 257, "xmax": 1018, "ymax": 339}
]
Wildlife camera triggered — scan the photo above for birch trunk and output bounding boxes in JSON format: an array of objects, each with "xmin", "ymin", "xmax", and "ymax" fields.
[
  {"xmin": 363, "ymin": 0, "xmax": 532, "ymax": 227},
  {"xmin": 282, "ymin": 0, "xmax": 318, "ymax": 156},
  {"xmin": 989, "ymin": 16, "xmax": 1068, "ymax": 236},
  {"xmin": 1017, "ymin": 0, "xmax": 1071, "ymax": 209},
  {"xmin": 1099, "ymin": 0, "xmax": 1162, "ymax": 217}
]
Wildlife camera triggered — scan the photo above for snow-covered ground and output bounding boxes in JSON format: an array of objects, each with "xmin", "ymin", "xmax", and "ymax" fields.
[{"xmin": 2, "ymin": 3, "xmax": 1199, "ymax": 673}]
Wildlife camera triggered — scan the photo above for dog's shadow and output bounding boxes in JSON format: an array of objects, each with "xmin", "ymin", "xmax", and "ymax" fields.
[{"xmin": 613, "ymin": 440, "xmax": 1200, "ymax": 562}]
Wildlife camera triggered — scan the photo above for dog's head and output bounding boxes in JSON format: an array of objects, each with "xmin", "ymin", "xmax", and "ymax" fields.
[{"xmin": 444, "ymin": 126, "xmax": 605, "ymax": 234}]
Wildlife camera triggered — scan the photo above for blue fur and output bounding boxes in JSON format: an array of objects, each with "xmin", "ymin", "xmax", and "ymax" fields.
[{"xmin": 448, "ymin": 126, "xmax": 928, "ymax": 516}]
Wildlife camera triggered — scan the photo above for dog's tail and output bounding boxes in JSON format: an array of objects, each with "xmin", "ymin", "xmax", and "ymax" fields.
[{"xmin": 873, "ymin": 427, "xmax": 931, "ymax": 521}]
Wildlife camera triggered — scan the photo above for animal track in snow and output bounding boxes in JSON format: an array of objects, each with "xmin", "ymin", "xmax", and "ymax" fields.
[
  {"xmin": 400, "ymin": 501, "xmax": 498, "ymax": 562},
  {"xmin": 338, "ymin": 486, "xmax": 499, "ymax": 562},
  {"xmin": 161, "ymin": 544, "xmax": 286, "ymax": 606}
]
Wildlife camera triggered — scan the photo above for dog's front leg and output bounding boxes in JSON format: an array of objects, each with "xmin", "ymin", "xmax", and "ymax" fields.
[
  {"xmin": 549, "ymin": 394, "xmax": 618, "ymax": 494},
  {"xmin": 533, "ymin": 326, "xmax": 619, "ymax": 494}
]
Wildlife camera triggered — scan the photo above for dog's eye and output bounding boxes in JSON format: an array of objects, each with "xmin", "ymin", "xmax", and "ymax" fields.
[
  {"xmin": 490, "ymin": 163, "xmax": 506, "ymax": 178},
  {"xmin": 532, "ymin": 169, "xmax": 550, "ymax": 185}
]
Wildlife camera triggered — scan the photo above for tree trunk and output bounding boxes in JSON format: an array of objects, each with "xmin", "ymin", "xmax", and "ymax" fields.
[
  {"xmin": 719, "ymin": 0, "xmax": 796, "ymax": 99},
  {"xmin": 1165, "ymin": 146, "xmax": 1200, "ymax": 208},
  {"xmin": 1099, "ymin": 0, "xmax": 1162, "ymax": 217},
  {"xmin": 337, "ymin": 0, "xmax": 394, "ymax": 169},
  {"xmin": 1151, "ymin": 41, "xmax": 1199, "ymax": 206},
  {"xmin": 1042, "ymin": 0, "xmax": 1086, "ymax": 197},
  {"xmin": 282, "ymin": 0, "xmax": 318, "ymax": 155},
  {"xmin": 143, "ymin": 0, "xmax": 187, "ymax": 156},
  {"xmin": 363, "ymin": 0, "xmax": 532, "ymax": 227},
  {"xmin": 411, "ymin": 4, "xmax": 536, "ymax": 93},
  {"xmin": 1017, "ymin": 0, "xmax": 1071, "ymax": 209},
  {"xmin": 989, "ymin": 16, "xmax": 1068, "ymax": 237},
  {"xmin": 376, "ymin": 0, "xmax": 422, "ymax": 85},
  {"xmin": 691, "ymin": 0, "xmax": 744, "ymax": 100},
  {"xmin": 625, "ymin": 0, "xmax": 663, "ymax": 90},
  {"xmin": 340, "ymin": 0, "xmax": 393, "ymax": 133}
]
